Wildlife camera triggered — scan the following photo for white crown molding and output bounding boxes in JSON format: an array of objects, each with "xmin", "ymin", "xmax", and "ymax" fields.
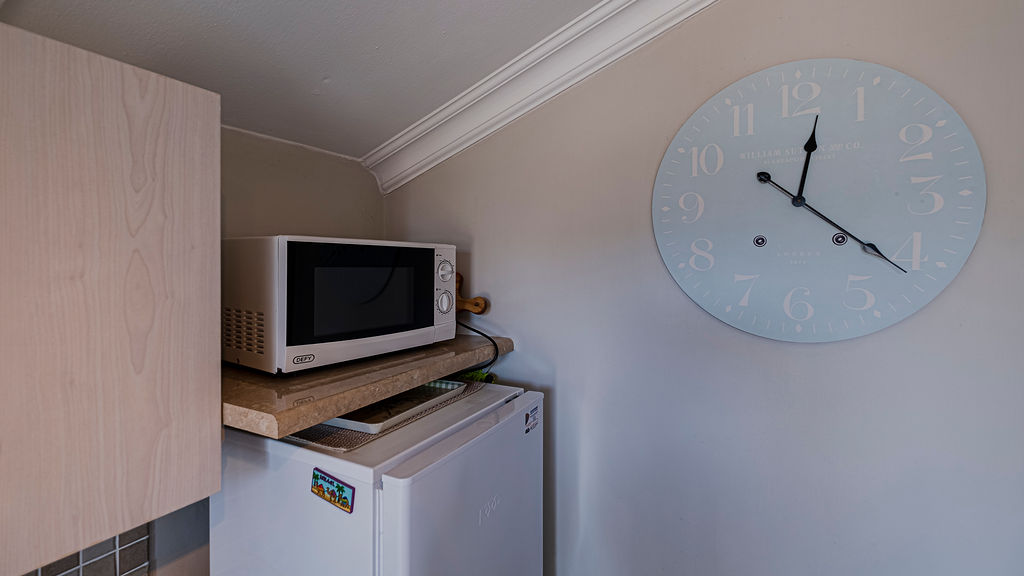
[{"xmin": 361, "ymin": 0, "xmax": 719, "ymax": 194}]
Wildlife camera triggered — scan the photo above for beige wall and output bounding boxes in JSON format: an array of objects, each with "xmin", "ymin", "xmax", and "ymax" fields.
[
  {"xmin": 384, "ymin": 0, "xmax": 1024, "ymax": 574},
  {"xmin": 221, "ymin": 127, "xmax": 384, "ymax": 239}
]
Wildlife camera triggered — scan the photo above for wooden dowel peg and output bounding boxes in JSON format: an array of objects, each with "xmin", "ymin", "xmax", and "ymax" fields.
[{"xmin": 455, "ymin": 273, "xmax": 489, "ymax": 314}]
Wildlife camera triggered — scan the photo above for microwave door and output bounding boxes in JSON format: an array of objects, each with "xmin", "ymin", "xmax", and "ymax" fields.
[{"xmin": 281, "ymin": 241, "xmax": 436, "ymax": 369}]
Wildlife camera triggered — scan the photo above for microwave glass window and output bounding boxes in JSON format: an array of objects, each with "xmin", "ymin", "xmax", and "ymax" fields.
[
  {"xmin": 313, "ymin": 266, "xmax": 415, "ymax": 337},
  {"xmin": 287, "ymin": 241, "xmax": 434, "ymax": 346}
]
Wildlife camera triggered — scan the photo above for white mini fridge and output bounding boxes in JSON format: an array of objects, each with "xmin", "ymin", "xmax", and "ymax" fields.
[{"xmin": 211, "ymin": 384, "xmax": 543, "ymax": 576}]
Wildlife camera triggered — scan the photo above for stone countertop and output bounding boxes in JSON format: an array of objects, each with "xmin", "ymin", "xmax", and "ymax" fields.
[{"xmin": 221, "ymin": 335, "xmax": 513, "ymax": 439}]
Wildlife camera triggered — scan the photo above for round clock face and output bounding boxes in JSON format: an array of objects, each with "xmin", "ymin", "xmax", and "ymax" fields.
[{"xmin": 652, "ymin": 58, "xmax": 985, "ymax": 342}]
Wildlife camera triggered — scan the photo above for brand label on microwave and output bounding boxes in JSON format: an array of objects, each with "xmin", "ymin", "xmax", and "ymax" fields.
[{"xmin": 293, "ymin": 354, "xmax": 315, "ymax": 364}]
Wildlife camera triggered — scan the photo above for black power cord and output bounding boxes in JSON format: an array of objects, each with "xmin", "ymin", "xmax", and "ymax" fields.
[{"xmin": 455, "ymin": 320, "xmax": 500, "ymax": 378}]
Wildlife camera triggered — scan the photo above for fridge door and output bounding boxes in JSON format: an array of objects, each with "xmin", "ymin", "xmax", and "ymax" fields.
[
  {"xmin": 211, "ymin": 430, "xmax": 378, "ymax": 576},
  {"xmin": 380, "ymin": 391, "xmax": 543, "ymax": 576}
]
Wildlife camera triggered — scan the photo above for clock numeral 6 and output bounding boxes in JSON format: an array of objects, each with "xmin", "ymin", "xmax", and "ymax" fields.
[
  {"xmin": 688, "ymin": 238, "xmax": 715, "ymax": 271},
  {"xmin": 783, "ymin": 287, "xmax": 815, "ymax": 321},
  {"xmin": 678, "ymin": 192, "xmax": 705, "ymax": 223},
  {"xmin": 685, "ymin": 144, "xmax": 724, "ymax": 177},
  {"xmin": 842, "ymin": 275, "xmax": 876, "ymax": 311}
]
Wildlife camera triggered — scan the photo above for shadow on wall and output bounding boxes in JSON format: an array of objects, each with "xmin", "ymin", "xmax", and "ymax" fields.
[
  {"xmin": 149, "ymin": 499, "xmax": 210, "ymax": 576},
  {"xmin": 220, "ymin": 127, "xmax": 385, "ymax": 240}
]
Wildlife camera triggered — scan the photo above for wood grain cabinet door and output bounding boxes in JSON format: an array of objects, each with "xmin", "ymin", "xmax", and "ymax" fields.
[{"xmin": 0, "ymin": 23, "xmax": 221, "ymax": 575}]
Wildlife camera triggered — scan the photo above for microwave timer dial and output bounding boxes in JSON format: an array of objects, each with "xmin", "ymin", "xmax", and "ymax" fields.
[
  {"xmin": 437, "ymin": 260, "xmax": 454, "ymax": 282},
  {"xmin": 437, "ymin": 290, "xmax": 454, "ymax": 314}
]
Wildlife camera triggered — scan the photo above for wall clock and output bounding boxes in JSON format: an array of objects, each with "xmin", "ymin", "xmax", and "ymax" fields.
[{"xmin": 651, "ymin": 58, "xmax": 985, "ymax": 342}]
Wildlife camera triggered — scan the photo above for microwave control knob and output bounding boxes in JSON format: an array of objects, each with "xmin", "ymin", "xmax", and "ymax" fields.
[
  {"xmin": 437, "ymin": 290, "xmax": 454, "ymax": 314},
  {"xmin": 437, "ymin": 260, "xmax": 454, "ymax": 282}
]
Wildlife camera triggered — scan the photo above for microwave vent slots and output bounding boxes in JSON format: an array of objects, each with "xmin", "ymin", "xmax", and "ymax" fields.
[{"xmin": 223, "ymin": 308, "xmax": 265, "ymax": 355}]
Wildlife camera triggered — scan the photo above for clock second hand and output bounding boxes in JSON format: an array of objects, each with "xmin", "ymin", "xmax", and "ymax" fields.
[{"xmin": 756, "ymin": 171, "xmax": 908, "ymax": 273}]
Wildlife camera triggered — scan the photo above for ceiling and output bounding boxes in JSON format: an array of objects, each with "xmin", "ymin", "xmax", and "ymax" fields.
[
  {"xmin": 1, "ymin": 0, "xmax": 716, "ymax": 191},
  {"xmin": 0, "ymin": 0, "xmax": 601, "ymax": 159}
]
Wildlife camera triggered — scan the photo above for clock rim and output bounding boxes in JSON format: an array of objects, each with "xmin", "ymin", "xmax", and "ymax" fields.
[{"xmin": 651, "ymin": 57, "xmax": 987, "ymax": 343}]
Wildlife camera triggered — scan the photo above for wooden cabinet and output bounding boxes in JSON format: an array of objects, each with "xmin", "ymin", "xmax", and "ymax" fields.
[{"xmin": 0, "ymin": 23, "xmax": 221, "ymax": 575}]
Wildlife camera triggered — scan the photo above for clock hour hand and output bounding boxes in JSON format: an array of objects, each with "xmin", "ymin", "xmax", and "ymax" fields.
[
  {"xmin": 756, "ymin": 172, "xmax": 908, "ymax": 273},
  {"xmin": 793, "ymin": 115, "xmax": 818, "ymax": 207}
]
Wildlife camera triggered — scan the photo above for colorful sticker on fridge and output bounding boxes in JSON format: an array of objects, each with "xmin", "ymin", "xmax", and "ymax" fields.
[{"xmin": 311, "ymin": 467, "xmax": 355, "ymax": 514}]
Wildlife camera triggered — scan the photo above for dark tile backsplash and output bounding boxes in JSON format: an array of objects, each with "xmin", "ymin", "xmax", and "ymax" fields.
[
  {"xmin": 119, "ymin": 526, "xmax": 149, "ymax": 547},
  {"xmin": 80, "ymin": 555, "xmax": 114, "ymax": 576},
  {"xmin": 118, "ymin": 540, "xmax": 148, "ymax": 575},
  {"xmin": 81, "ymin": 539, "xmax": 115, "ymax": 564},
  {"xmin": 27, "ymin": 524, "xmax": 149, "ymax": 576},
  {"xmin": 40, "ymin": 553, "xmax": 78, "ymax": 576}
]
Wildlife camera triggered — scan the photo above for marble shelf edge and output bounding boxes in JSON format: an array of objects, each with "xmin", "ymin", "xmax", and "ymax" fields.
[{"xmin": 221, "ymin": 334, "xmax": 514, "ymax": 439}]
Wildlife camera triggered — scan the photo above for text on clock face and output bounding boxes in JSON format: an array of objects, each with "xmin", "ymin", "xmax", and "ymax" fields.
[{"xmin": 738, "ymin": 141, "xmax": 860, "ymax": 162}]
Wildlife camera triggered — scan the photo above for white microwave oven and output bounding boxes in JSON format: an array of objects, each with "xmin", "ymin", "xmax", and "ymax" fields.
[{"xmin": 222, "ymin": 236, "xmax": 456, "ymax": 373}]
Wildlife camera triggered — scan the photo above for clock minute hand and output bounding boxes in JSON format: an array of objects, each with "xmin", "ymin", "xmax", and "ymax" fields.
[
  {"xmin": 801, "ymin": 203, "xmax": 908, "ymax": 274},
  {"xmin": 756, "ymin": 172, "xmax": 908, "ymax": 273},
  {"xmin": 793, "ymin": 115, "xmax": 818, "ymax": 207}
]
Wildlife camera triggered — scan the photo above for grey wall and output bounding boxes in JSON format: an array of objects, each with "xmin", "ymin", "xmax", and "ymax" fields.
[
  {"xmin": 383, "ymin": 0, "xmax": 1024, "ymax": 574},
  {"xmin": 150, "ymin": 500, "xmax": 209, "ymax": 576},
  {"xmin": 221, "ymin": 127, "xmax": 384, "ymax": 239}
]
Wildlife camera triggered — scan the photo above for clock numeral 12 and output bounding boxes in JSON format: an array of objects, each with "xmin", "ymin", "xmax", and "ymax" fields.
[{"xmin": 780, "ymin": 81, "xmax": 822, "ymax": 118}]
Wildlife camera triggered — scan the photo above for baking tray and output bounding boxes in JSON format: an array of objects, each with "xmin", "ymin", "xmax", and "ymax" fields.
[{"xmin": 324, "ymin": 379, "xmax": 467, "ymax": 434}]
